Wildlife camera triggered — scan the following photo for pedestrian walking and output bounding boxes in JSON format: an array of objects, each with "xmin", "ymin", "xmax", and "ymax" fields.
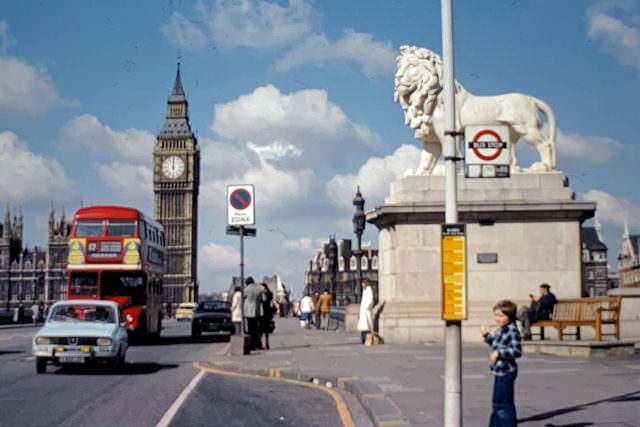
[
  {"xmin": 299, "ymin": 293, "xmax": 314, "ymax": 329},
  {"xmin": 317, "ymin": 289, "xmax": 332, "ymax": 330},
  {"xmin": 259, "ymin": 282, "xmax": 275, "ymax": 350},
  {"xmin": 243, "ymin": 277, "xmax": 263, "ymax": 350},
  {"xmin": 480, "ymin": 299, "xmax": 522, "ymax": 427},
  {"xmin": 17, "ymin": 304, "xmax": 25, "ymax": 324},
  {"xmin": 313, "ymin": 292, "xmax": 321, "ymax": 329},
  {"xmin": 516, "ymin": 283, "xmax": 557, "ymax": 340},
  {"xmin": 31, "ymin": 302, "xmax": 40, "ymax": 325},
  {"xmin": 357, "ymin": 279, "xmax": 374, "ymax": 344},
  {"xmin": 13, "ymin": 306, "xmax": 19, "ymax": 323},
  {"xmin": 231, "ymin": 285, "xmax": 242, "ymax": 335}
]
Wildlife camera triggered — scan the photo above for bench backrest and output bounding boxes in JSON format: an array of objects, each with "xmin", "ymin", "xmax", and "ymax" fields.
[{"xmin": 551, "ymin": 296, "xmax": 621, "ymax": 321}]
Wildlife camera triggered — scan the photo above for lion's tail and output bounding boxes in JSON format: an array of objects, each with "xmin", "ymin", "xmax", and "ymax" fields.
[{"xmin": 532, "ymin": 97, "xmax": 557, "ymax": 168}]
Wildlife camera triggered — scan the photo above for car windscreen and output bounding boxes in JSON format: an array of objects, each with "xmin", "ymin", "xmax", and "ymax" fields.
[
  {"xmin": 197, "ymin": 301, "xmax": 230, "ymax": 312},
  {"xmin": 49, "ymin": 304, "xmax": 116, "ymax": 323}
]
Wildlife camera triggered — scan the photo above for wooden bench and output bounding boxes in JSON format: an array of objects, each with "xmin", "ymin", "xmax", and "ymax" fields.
[{"xmin": 531, "ymin": 296, "xmax": 621, "ymax": 341}]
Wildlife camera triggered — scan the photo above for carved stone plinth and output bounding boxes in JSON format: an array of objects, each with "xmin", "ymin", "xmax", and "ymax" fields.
[{"xmin": 366, "ymin": 172, "xmax": 595, "ymax": 344}]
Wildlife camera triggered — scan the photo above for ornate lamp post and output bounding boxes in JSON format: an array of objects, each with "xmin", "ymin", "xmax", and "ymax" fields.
[{"xmin": 352, "ymin": 187, "xmax": 365, "ymax": 304}]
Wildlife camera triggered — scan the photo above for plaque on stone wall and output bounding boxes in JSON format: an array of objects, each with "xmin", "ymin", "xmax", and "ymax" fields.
[{"xmin": 477, "ymin": 253, "xmax": 498, "ymax": 264}]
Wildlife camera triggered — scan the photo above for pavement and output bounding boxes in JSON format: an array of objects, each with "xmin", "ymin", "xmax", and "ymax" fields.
[{"xmin": 209, "ymin": 317, "xmax": 640, "ymax": 427}]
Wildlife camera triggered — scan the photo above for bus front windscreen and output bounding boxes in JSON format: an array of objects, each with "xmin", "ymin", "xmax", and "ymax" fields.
[
  {"xmin": 75, "ymin": 221, "xmax": 103, "ymax": 237},
  {"xmin": 107, "ymin": 221, "xmax": 136, "ymax": 237},
  {"xmin": 101, "ymin": 271, "xmax": 146, "ymax": 305},
  {"xmin": 69, "ymin": 272, "xmax": 98, "ymax": 297}
]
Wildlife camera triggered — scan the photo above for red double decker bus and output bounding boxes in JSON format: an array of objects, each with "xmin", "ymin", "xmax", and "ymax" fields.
[{"xmin": 66, "ymin": 206, "xmax": 165, "ymax": 337}]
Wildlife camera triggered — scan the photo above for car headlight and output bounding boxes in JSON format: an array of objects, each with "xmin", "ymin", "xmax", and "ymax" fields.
[
  {"xmin": 36, "ymin": 337, "xmax": 53, "ymax": 345},
  {"xmin": 97, "ymin": 338, "xmax": 112, "ymax": 346},
  {"xmin": 125, "ymin": 314, "xmax": 134, "ymax": 322}
]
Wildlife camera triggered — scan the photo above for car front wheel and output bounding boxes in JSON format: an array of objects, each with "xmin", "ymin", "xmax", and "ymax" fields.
[
  {"xmin": 191, "ymin": 326, "xmax": 201, "ymax": 338},
  {"xmin": 36, "ymin": 357, "xmax": 47, "ymax": 374}
]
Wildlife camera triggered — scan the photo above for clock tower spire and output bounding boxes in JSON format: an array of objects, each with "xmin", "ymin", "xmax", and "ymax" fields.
[{"xmin": 153, "ymin": 63, "xmax": 200, "ymax": 305}]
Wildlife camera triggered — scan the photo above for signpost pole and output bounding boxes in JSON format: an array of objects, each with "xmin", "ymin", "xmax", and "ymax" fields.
[
  {"xmin": 239, "ymin": 225, "xmax": 245, "ymax": 337},
  {"xmin": 441, "ymin": 0, "xmax": 462, "ymax": 426}
]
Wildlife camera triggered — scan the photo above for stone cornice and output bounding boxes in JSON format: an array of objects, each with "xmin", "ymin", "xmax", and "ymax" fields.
[{"xmin": 366, "ymin": 200, "xmax": 596, "ymax": 229}]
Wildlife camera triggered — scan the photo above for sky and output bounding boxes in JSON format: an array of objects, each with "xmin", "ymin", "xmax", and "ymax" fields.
[{"xmin": 1, "ymin": 0, "xmax": 639, "ymax": 296}]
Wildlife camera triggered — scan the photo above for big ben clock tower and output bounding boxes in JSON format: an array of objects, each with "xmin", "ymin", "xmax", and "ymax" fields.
[{"xmin": 154, "ymin": 64, "xmax": 200, "ymax": 304}]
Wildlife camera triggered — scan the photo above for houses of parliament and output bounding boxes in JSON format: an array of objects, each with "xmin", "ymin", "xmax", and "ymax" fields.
[{"xmin": 1, "ymin": 65, "xmax": 200, "ymax": 310}]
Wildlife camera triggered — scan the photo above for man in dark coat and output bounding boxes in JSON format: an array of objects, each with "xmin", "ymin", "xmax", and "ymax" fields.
[
  {"xmin": 243, "ymin": 277, "xmax": 264, "ymax": 350},
  {"xmin": 517, "ymin": 283, "xmax": 557, "ymax": 340}
]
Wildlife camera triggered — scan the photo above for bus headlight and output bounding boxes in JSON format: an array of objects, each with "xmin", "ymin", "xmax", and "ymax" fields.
[
  {"xmin": 96, "ymin": 338, "xmax": 112, "ymax": 346},
  {"xmin": 36, "ymin": 337, "xmax": 53, "ymax": 345},
  {"xmin": 125, "ymin": 314, "xmax": 134, "ymax": 322}
]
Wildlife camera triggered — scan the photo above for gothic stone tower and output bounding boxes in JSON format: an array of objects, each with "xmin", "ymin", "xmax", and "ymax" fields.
[{"xmin": 153, "ymin": 64, "xmax": 200, "ymax": 304}]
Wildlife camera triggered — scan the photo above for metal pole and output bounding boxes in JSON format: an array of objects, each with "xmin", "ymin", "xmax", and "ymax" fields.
[
  {"xmin": 356, "ymin": 235, "xmax": 362, "ymax": 304},
  {"xmin": 239, "ymin": 226, "xmax": 246, "ymax": 336},
  {"xmin": 441, "ymin": 0, "xmax": 461, "ymax": 426}
]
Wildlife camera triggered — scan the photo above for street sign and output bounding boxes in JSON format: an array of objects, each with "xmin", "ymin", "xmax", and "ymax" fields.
[
  {"xmin": 465, "ymin": 125, "xmax": 510, "ymax": 178},
  {"xmin": 226, "ymin": 225, "xmax": 257, "ymax": 237},
  {"xmin": 441, "ymin": 224, "xmax": 467, "ymax": 320},
  {"xmin": 227, "ymin": 184, "xmax": 255, "ymax": 226}
]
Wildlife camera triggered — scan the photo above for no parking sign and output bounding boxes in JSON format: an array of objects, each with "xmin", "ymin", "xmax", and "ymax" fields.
[
  {"xmin": 227, "ymin": 184, "xmax": 255, "ymax": 225},
  {"xmin": 465, "ymin": 125, "xmax": 510, "ymax": 178}
]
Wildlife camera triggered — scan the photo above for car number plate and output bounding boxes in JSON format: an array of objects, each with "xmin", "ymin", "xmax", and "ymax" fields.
[{"xmin": 59, "ymin": 356, "xmax": 86, "ymax": 363}]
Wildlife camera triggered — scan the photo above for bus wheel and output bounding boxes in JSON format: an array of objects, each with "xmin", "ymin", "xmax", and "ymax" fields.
[{"xmin": 36, "ymin": 357, "xmax": 47, "ymax": 374}]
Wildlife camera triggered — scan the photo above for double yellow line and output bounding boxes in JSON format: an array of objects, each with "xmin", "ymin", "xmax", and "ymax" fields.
[{"xmin": 194, "ymin": 362, "xmax": 354, "ymax": 427}]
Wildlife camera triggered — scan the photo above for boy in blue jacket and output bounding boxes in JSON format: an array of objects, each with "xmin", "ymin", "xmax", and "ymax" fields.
[{"xmin": 480, "ymin": 299, "xmax": 522, "ymax": 427}]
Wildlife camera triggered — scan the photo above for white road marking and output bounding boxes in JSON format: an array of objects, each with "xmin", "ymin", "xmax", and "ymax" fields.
[
  {"xmin": 155, "ymin": 369, "xmax": 205, "ymax": 427},
  {"xmin": 519, "ymin": 368, "xmax": 582, "ymax": 374}
]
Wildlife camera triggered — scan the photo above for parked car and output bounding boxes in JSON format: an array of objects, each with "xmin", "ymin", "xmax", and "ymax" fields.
[
  {"xmin": 175, "ymin": 302, "xmax": 197, "ymax": 322},
  {"xmin": 191, "ymin": 300, "xmax": 233, "ymax": 337},
  {"xmin": 32, "ymin": 300, "xmax": 128, "ymax": 373}
]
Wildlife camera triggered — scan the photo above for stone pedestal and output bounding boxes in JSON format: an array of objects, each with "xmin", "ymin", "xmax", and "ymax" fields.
[{"xmin": 367, "ymin": 172, "xmax": 595, "ymax": 344}]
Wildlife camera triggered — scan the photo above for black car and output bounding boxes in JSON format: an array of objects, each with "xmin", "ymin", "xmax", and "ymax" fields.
[{"xmin": 191, "ymin": 301, "xmax": 233, "ymax": 337}]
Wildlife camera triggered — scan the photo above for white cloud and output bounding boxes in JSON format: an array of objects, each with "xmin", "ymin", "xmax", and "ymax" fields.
[
  {"xmin": 587, "ymin": 5, "xmax": 640, "ymax": 71},
  {"xmin": 581, "ymin": 189, "xmax": 640, "ymax": 229},
  {"xmin": 556, "ymin": 128, "xmax": 622, "ymax": 164},
  {"xmin": 212, "ymin": 85, "xmax": 379, "ymax": 171},
  {"xmin": 95, "ymin": 161, "xmax": 153, "ymax": 204},
  {"xmin": 57, "ymin": 115, "xmax": 155, "ymax": 162},
  {"xmin": 160, "ymin": 12, "xmax": 208, "ymax": 53},
  {"xmin": 0, "ymin": 56, "xmax": 64, "ymax": 115},
  {"xmin": 0, "ymin": 131, "xmax": 74, "ymax": 202},
  {"xmin": 208, "ymin": 0, "xmax": 314, "ymax": 48},
  {"xmin": 0, "ymin": 20, "xmax": 17, "ymax": 54},
  {"xmin": 200, "ymin": 154, "xmax": 314, "ymax": 214},
  {"xmin": 275, "ymin": 29, "xmax": 396, "ymax": 76},
  {"xmin": 282, "ymin": 237, "xmax": 315, "ymax": 252},
  {"xmin": 200, "ymin": 241, "xmax": 240, "ymax": 272},
  {"xmin": 327, "ymin": 144, "xmax": 422, "ymax": 209},
  {"xmin": 246, "ymin": 141, "xmax": 302, "ymax": 161}
]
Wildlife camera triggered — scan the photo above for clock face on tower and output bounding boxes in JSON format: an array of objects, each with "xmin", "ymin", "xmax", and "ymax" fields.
[{"xmin": 162, "ymin": 155, "xmax": 185, "ymax": 179}]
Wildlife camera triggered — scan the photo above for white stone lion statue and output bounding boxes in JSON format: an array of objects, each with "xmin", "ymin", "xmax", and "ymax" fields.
[{"xmin": 394, "ymin": 45, "xmax": 557, "ymax": 174}]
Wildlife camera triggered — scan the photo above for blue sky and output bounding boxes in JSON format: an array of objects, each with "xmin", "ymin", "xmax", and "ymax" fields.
[{"xmin": 1, "ymin": 0, "xmax": 639, "ymax": 295}]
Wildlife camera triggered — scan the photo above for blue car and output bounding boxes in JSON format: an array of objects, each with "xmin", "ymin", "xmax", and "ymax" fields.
[{"xmin": 32, "ymin": 300, "xmax": 129, "ymax": 373}]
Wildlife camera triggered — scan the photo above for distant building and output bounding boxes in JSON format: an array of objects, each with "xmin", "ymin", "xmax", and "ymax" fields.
[
  {"xmin": 304, "ymin": 236, "xmax": 378, "ymax": 306},
  {"xmin": 581, "ymin": 224, "xmax": 609, "ymax": 296},
  {"xmin": 0, "ymin": 205, "xmax": 69, "ymax": 309},
  {"xmin": 618, "ymin": 222, "xmax": 640, "ymax": 288}
]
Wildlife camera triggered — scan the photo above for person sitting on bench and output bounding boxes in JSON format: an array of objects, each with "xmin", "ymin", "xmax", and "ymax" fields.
[{"xmin": 516, "ymin": 283, "xmax": 557, "ymax": 340}]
